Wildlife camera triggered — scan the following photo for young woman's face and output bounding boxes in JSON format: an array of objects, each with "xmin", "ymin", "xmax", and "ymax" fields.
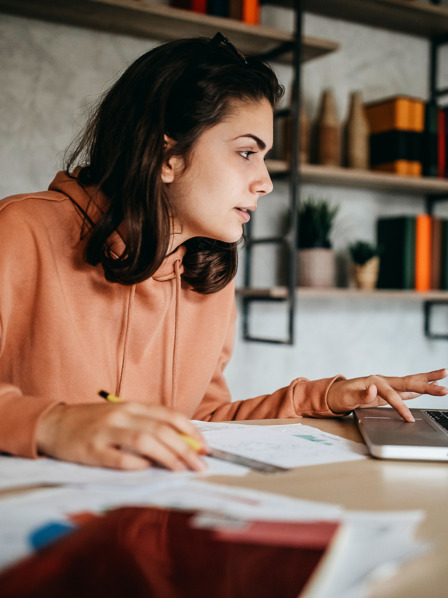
[{"xmin": 164, "ymin": 98, "xmax": 274, "ymax": 250}]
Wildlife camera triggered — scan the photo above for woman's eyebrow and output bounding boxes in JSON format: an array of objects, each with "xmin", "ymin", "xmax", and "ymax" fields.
[{"xmin": 231, "ymin": 134, "xmax": 267, "ymax": 150}]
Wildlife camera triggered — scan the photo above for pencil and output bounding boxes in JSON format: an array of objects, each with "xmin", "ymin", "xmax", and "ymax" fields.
[{"xmin": 98, "ymin": 389, "xmax": 121, "ymax": 403}]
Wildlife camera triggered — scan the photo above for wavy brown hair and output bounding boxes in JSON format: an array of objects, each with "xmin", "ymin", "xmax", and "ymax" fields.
[{"xmin": 65, "ymin": 35, "xmax": 283, "ymax": 292}]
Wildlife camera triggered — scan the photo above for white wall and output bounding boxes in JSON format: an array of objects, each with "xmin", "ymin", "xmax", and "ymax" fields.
[{"xmin": 0, "ymin": 7, "xmax": 447, "ymax": 408}]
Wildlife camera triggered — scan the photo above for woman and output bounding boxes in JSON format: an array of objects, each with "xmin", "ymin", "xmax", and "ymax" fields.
[{"xmin": 0, "ymin": 34, "xmax": 445, "ymax": 472}]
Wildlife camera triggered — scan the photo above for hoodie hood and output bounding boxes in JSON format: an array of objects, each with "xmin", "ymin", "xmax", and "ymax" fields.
[{"xmin": 48, "ymin": 170, "xmax": 186, "ymax": 281}]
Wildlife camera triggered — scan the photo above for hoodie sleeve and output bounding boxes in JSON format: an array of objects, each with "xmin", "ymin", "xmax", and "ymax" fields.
[
  {"xmin": 0, "ymin": 385, "xmax": 60, "ymax": 458},
  {"xmin": 192, "ymin": 299, "xmax": 346, "ymax": 422},
  {"xmin": 0, "ymin": 194, "xmax": 63, "ymax": 458}
]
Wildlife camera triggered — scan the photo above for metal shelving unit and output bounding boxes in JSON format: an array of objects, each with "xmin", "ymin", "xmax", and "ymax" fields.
[{"xmin": 241, "ymin": 0, "xmax": 448, "ymax": 344}]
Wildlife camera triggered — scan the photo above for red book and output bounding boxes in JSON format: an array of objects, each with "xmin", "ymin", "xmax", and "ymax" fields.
[
  {"xmin": 438, "ymin": 107, "xmax": 446, "ymax": 178},
  {"xmin": 415, "ymin": 213, "xmax": 432, "ymax": 292},
  {"xmin": 191, "ymin": 0, "xmax": 207, "ymax": 12}
]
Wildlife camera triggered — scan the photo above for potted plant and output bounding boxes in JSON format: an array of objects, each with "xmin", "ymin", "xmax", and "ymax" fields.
[
  {"xmin": 348, "ymin": 240, "xmax": 380, "ymax": 290},
  {"xmin": 295, "ymin": 197, "xmax": 339, "ymax": 288}
]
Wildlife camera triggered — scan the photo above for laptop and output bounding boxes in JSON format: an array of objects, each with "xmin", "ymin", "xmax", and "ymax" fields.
[{"xmin": 354, "ymin": 407, "xmax": 448, "ymax": 461}]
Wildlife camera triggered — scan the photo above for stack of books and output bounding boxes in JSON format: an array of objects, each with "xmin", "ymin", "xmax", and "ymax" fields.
[
  {"xmin": 376, "ymin": 215, "xmax": 448, "ymax": 291},
  {"xmin": 364, "ymin": 94, "xmax": 448, "ymax": 179},
  {"xmin": 170, "ymin": 0, "xmax": 259, "ymax": 23},
  {"xmin": 364, "ymin": 95, "xmax": 424, "ymax": 177}
]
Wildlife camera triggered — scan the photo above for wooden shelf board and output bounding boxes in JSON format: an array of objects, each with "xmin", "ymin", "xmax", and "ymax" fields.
[
  {"xmin": 267, "ymin": 161, "xmax": 448, "ymax": 195},
  {"xmin": 266, "ymin": 0, "xmax": 448, "ymax": 38},
  {"xmin": 237, "ymin": 287, "xmax": 448, "ymax": 300},
  {"xmin": 0, "ymin": 0, "xmax": 338, "ymax": 64}
]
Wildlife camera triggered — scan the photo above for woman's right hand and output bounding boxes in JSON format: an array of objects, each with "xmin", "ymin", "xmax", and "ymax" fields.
[{"xmin": 36, "ymin": 402, "xmax": 208, "ymax": 472}]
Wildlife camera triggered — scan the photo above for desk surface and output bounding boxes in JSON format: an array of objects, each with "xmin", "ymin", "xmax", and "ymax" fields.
[
  {"xmin": 1, "ymin": 416, "xmax": 447, "ymax": 597},
  {"xmin": 207, "ymin": 416, "xmax": 448, "ymax": 598}
]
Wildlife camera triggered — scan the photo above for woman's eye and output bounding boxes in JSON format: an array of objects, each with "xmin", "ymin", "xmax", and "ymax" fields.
[{"xmin": 240, "ymin": 150, "xmax": 256, "ymax": 160}]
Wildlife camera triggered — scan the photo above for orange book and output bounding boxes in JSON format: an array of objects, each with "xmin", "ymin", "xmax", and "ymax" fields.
[
  {"xmin": 374, "ymin": 161, "xmax": 410, "ymax": 175},
  {"xmin": 243, "ymin": 0, "xmax": 259, "ymax": 24},
  {"xmin": 364, "ymin": 95, "xmax": 412, "ymax": 134},
  {"xmin": 415, "ymin": 213, "xmax": 432, "ymax": 291}
]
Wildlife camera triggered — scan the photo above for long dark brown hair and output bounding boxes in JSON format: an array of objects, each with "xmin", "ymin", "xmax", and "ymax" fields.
[{"xmin": 65, "ymin": 35, "xmax": 284, "ymax": 293}]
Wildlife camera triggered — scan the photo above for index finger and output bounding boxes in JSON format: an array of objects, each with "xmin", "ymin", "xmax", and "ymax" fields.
[{"xmin": 373, "ymin": 380, "xmax": 415, "ymax": 423}]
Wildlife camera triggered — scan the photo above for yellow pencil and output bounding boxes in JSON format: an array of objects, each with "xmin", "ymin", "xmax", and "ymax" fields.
[{"xmin": 98, "ymin": 389, "xmax": 121, "ymax": 403}]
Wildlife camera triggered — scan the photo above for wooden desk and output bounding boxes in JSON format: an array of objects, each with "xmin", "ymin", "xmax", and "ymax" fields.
[
  {"xmin": 1, "ymin": 416, "xmax": 447, "ymax": 597},
  {"xmin": 206, "ymin": 416, "xmax": 448, "ymax": 598}
]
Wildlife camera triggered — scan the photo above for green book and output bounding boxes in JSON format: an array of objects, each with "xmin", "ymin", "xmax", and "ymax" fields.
[{"xmin": 376, "ymin": 216, "xmax": 416, "ymax": 289}]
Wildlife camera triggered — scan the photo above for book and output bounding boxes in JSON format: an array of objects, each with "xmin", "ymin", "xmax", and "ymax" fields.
[
  {"xmin": 409, "ymin": 97, "xmax": 424, "ymax": 176},
  {"xmin": 170, "ymin": 0, "xmax": 191, "ymax": 8},
  {"xmin": 242, "ymin": 0, "xmax": 259, "ymax": 24},
  {"xmin": 441, "ymin": 219, "xmax": 448, "ymax": 290},
  {"xmin": 364, "ymin": 95, "xmax": 424, "ymax": 176},
  {"xmin": 438, "ymin": 107, "xmax": 446, "ymax": 179},
  {"xmin": 422, "ymin": 101, "xmax": 439, "ymax": 177},
  {"xmin": 444, "ymin": 106, "xmax": 448, "ymax": 178},
  {"xmin": 229, "ymin": 0, "xmax": 243, "ymax": 19},
  {"xmin": 430, "ymin": 216, "xmax": 443, "ymax": 290},
  {"xmin": 376, "ymin": 215, "xmax": 416, "ymax": 289},
  {"xmin": 414, "ymin": 213, "xmax": 432, "ymax": 291},
  {"xmin": 170, "ymin": 0, "xmax": 207, "ymax": 12},
  {"xmin": 207, "ymin": 0, "xmax": 229, "ymax": 16},
  {"xmin": 192, "ymin": 0, "xmax": 207, "ymax": 12}
]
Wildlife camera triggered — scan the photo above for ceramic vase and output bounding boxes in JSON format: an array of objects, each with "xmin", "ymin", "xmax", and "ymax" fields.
[
  {"xmin": 345, "ymin": 91, "xmax": 370, "ymax": 169},
  {"xmin": 316, "ymin": 89, "xmax": 341, "ymax": 167}
]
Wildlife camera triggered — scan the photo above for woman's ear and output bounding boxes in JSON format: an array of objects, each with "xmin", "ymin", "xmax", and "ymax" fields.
[{"xmin": 161, "ymin": 135, "xmax": 184, "ymax": 183}]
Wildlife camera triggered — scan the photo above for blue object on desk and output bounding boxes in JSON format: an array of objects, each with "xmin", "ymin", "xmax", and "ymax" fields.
[{"xmin": 29, "ymin": 521, "xmax": 77, "ymax": 550}]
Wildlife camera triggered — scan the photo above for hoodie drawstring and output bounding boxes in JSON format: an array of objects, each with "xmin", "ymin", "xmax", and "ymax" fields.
[
  {"xmin": 171, "ymin": 259, "xmax": 181, "ymax": 408},
  {"xmin": 117, "ymin": 284, "xmax": 136, "ymax": 397}
]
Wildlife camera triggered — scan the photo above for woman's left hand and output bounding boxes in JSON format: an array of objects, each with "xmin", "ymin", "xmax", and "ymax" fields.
[{"xmin": 327, "ymin": 368, "xmax": 448, "ymax": 422}]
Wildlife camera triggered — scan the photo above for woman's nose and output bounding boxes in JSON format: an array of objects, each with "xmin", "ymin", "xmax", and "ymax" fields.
[{"xmin": 252, "ymin": 162, "xmax": 273, "ymax": 196}]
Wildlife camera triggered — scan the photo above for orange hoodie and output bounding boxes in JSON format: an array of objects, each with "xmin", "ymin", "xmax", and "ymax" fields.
[{"xmin": 0, "ymin": 172, "xmax": 342, "ymax": 459}]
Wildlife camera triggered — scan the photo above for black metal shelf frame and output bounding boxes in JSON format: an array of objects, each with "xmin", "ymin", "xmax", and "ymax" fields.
[
  {"xmin": 242, "ymin": 0, "xmax": 303, "ymax": 344},
  {"xmin": 425, "ymin": 30, "xmax": 448, "ymax": 340}
]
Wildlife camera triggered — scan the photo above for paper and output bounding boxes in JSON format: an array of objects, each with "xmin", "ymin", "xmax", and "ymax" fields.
[
  {"xmin": 0, "ymin": 448, "xmax": 249, "ymax": 492},
  {"xmin": 195, "ymin": 421, "xmax": 367, "ymax": 469},
  {"xmin": 0, "ymin": 454, "xmax": 194, "ymax": 491},
  {"xmin": 0, "ymin": 422, "xmax": 366, "ymax": 492},
  {"xmin": 302, "ymin": 509, "xmax": 427, "ymax": 598}
]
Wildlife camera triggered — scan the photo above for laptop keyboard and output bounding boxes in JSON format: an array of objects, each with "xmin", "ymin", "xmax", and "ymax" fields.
[{"xmin": 426, "ymin": 411, "xmax": 448, "ymax": 433}]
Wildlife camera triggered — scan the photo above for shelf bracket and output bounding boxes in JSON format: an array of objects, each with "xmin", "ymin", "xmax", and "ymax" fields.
[{"xmin": 424, "ymin": 301, "xmax": 448, "ymax": 340}]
